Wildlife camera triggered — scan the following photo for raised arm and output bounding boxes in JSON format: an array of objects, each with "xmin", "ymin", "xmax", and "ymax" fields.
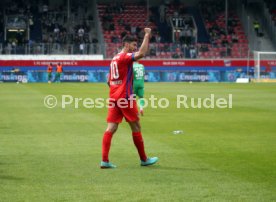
[{"xmin": 134, "ymin": 28, "xmax": 151, "ymax": 61}]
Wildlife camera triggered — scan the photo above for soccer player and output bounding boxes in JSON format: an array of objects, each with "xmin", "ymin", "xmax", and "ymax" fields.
[
  {"xmin": 101, "ymin": 28, "xmax": 158, "ymax": 169},
  {"xmin": 47, "ymin": 63, "xmax": 53, "ymax": 83},
  {"xmin": 55, "ymin": 63, "xmax": 63, "ymax": 82},
  {"xmin": 133, "ymin": 61, "xmax": 145, "ymax": 116}
]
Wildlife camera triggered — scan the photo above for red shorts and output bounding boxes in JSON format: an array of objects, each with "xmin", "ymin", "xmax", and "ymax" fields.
[{"xmin": 106, "ymin": 99, "xmax": 139, "ymax": 123}]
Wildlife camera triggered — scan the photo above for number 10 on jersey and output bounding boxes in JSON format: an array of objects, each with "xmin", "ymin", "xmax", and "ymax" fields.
[{"xmin": 110, "ymin": 61, "xmax": 119, "ymax": 79}]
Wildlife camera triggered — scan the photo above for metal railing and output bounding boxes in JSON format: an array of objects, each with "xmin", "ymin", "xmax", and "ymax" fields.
[
  {"xmin": 0, "ymin": 43, "xmax": 102, "ymax": 55},
  {"xmin": 104, "ymin": 42, "xmax": 250, "ymax": 59},
  {"xmin": 169, "ymin": 15, "xmax": 197, "ymax": 43},
  {"xmin": 0, "ymin": 41, "xmax": 250, "ymax": 59}
]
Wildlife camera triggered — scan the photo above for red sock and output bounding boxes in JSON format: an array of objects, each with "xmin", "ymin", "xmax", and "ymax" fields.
[
  {"xmin": 102, "ymin": 131, "xmax": 113, "ymax": 162},
  {"xmin": 132, "ymin": 132, "xmax": 147, "ymax": 161}
]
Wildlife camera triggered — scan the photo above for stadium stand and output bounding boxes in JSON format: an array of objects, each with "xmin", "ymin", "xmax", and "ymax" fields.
[
  {"xmin": 198, "ymin": 1, "xmax": 248, "ymax": 58},
  {"xmin": 0, "ymin": 0, "xmax": 260, "ymax": 59},
  {"xmin": 1, "ymin": 0, "xmax": 97, "ymax": 55},
  {"xmin": 98, "ymin": 3, "xmax": 160, "ymax": 58},
  {"xmin": 98, "ymin": 1, "xmax": 249, "ymax": 59}
]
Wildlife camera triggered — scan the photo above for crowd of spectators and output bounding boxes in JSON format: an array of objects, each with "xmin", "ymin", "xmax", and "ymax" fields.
[
  {"xmin": 100, "ymin": 1, "xmax": 199, "ymax": 59},
  {"xmin": 0, "ymin": 0, "xmax": 38, "ymax": 53},
  {"xmin": 201, "ymin": 1, "xmax": 237, "ymax": 42},
  {"xmin": 0, "ymin": 0, "xmax": 251, "ymax": 58},
  {"xmin": 101, "ymin": 3, "xmax": 160, "ymax": 46},
  {"xmin": 0, "ymin": 0, "xmax": 98, "ymax": 54},
  {"xmin": 40, "ymin": 1, "xmax": 97, "ymax": 54},
  {"xmin": 100, "ymin": 1, "xmax": 200, "ymax": 59},
  {"xmin": 199, "ymin": 0, "xmax": 248, "ymax": 57},
  {"xmin": 156, "ymin": 2, "xmax": 198, "ymax": 58}
]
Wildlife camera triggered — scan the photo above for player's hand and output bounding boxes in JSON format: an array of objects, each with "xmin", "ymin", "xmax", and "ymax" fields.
[{"xmin": 144, "ymin": 28, "xmax": 151, "ymax": 35}]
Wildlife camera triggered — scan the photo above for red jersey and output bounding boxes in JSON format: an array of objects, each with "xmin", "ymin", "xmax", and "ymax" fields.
[{"xmin": 108, "ymin": 52, "xmax": 135, "ymax": 100}]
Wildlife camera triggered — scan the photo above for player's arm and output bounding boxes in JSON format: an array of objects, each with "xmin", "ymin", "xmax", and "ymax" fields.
[
  {"xmin": 134, "ymin": 28, "xmax": 151, "ymax": 61},
  {"xmin": 107, "ymin": 73, "xmax": 110, "ymax": 87}
]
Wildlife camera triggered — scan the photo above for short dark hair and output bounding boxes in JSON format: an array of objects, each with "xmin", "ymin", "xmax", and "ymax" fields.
[{"xmin": 122, "ymin": 35, "xmax": 137, "ymax": 43}]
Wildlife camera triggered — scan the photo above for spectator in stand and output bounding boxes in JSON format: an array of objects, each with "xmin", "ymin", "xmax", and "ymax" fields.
[
  {"xmin": 114, "ymin": 2, "xmax": 124, "ymax": 13},
  {"xmin": 232, "ymin": 33, "xmax": 239, "ymax": 43},
  {"xmin": 172, "ymin": 47, "xmax": 183, "ymax": 58},
  {"xmin": 149, "ymin": 44, "xmax": 156, "ymax": 56},
  {"xmin": 48, "ymin": 34, "xmax": 53, "ymax": 43},
  {"xmin": 138, "ymin": 30, "xmax": 144, "ymax": 40},
  {"xmin": 79, "ymin": 42, "xmax": 85, "ymax": 54},
  {"xmin": 54, "ymin": 26, "xmax": 60, "ymax": 37},
  {"xmin": 118, "ymin": 18, "xmax": 124, "ymax": 26},
  {"xmin": 156, "ymin": 33, "xmax": 161, "ymax": 43},
  {"xmin": 121, "ymin": 31, "xmax": 127, "ymax": 39},
  {"xmin": 109, "ymin": 23, "xmax": 115, "ymax": 31},
  {"xmin": 222, "ymin": 37, "xmax": 229, "ymax": 47},
  {"xmin": 78, "ymin": 27, "xmax": 85, "ymax": 40},
  {"xmin": 11, "ymin": 39, "xmax": 17, "ymax": 54},
  {"xmin": 253, "ymin": 20, "xmax": 260, "ymax": 36},
  {"xmin": 226, "ymin": 45, "xmax": 232, "ymax": 57},
  {"xmin": 111, "ymin": 35, "xmax": 120, "ymax": 43},
  {"xmin": 228, "ymin": 27, "xmax": 234, "ymax": 35},
  {"xmin": 92, "ymin": 36, "xmax": 98, "ymax": 54},
  {"xmin": 199, "ymin": 44, "xmax": 209, "ymax": 52},
  {"xmin": 29, "ymin": 15, "xmax": 34, "ymax": 27},
  {"xmin": 189, "ymin": 45, "xmax": 197, "ymax": 58},
  {"xmin": 131, "ymin": 25, "xmax": 137, "ymax": 35},
  {"xmin": 42, "ymin": 4, "xmax": 48, "ymax": 13}
]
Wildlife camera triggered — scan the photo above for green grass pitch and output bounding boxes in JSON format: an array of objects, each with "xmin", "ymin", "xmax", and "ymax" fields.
[{"xmin": 0, "ymin": 83, "xmax": 275, "ymax": 201}]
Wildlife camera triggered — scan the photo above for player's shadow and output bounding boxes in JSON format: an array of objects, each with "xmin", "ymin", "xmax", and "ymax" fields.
[
  {"xmin": 0, "ymin": 175, "xmax": 24, "ymax": 181},
  {"xmin": 0, "ymin": 165, "xmax": 24, "ymax": 181},
  {"xmin": 146, "ymin": 165, "xmax": 218, "ymax": 172}
]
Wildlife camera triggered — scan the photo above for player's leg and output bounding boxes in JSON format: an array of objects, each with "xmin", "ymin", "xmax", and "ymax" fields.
[
  {"xmin": 122, "ymin": 100, "xmax": 158, "ymax": 166},
  {"xmin": 128, "ymin": 120, "xmax": 147, "ymax": 161},
  {"xmin": 128, "ymin": 121, "xmax": 158, "ymax": 166},
  {"xmin": 56, "ymin": 73, "xmax": 60, "ymax": 82},
  {"xmin": 137, "ymin": 87, "xmax": 145, "ymax": 115},
  {"xmin": 48, "ymin": 73, "xmax": 51, "ymax": 83},
  {"xmin": 58, "ymin": 73, "xmax": 61, "ymax": 82},
  {"xmin": 54, "ymin": 73, "xmax": 58, "ymax": 82},
  {"xmin": 101, "ymin": 122, "xmax": 118, "ymax": 169},
  {"xmin": 133, "ymin": 85, "xmax": 139, "ymax": 98},
  {"xmin": 101, "ymin": 102, "xmax": 123, "ymax": 169},
  {"xmin": 102, "ymin": 122, "xmax": 118, "ymax": 162}
]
